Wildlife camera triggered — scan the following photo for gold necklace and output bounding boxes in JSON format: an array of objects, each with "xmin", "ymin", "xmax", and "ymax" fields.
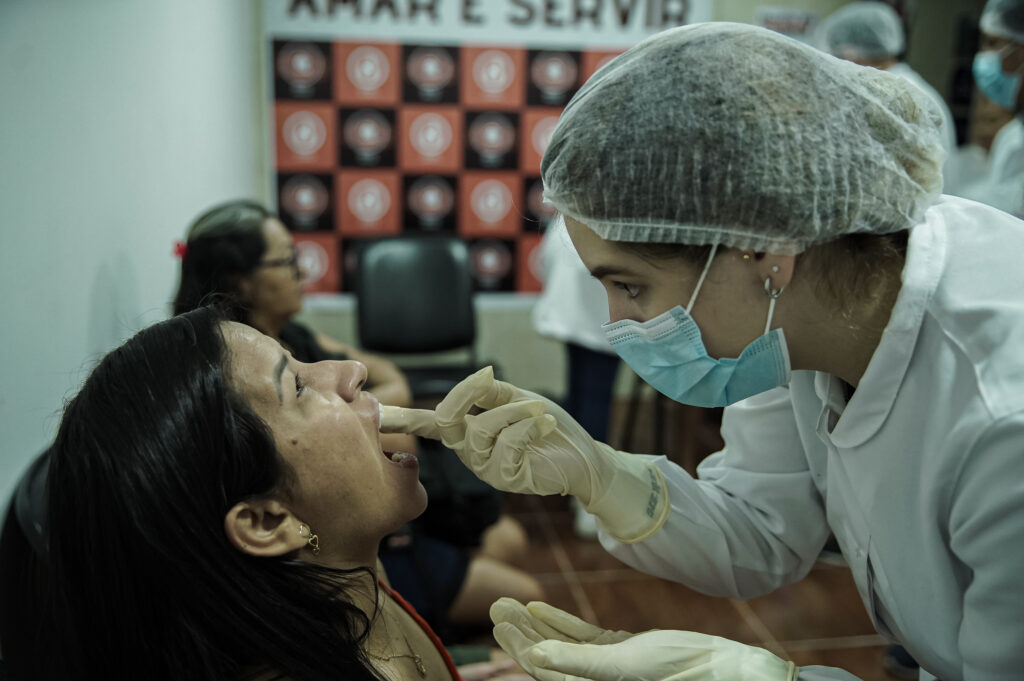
[{"xmin": 365, "ymin": 595, "xmax": 427, "ymax": 677}]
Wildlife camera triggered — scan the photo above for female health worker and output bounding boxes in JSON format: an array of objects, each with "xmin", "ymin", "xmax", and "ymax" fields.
[
  {"xmin": 961, "ymin": 0, "xmax": 1024, "ymax": 218},
  {"xmin": 382, "ymin": 15, "xmax": 1024, "ymax": 681}
]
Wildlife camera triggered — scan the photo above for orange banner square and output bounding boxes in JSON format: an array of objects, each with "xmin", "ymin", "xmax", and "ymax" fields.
[
  {"xmin": 519, "ymin": 109, "xmax": 561, "ymax": 175},
  {"xmin": 335, "ymin": 170, "xmax": 402, "ymax": 236},
  {"xmin": 275, "ymin": 102, "xmax": 337, "ymax": 171},
  {"xmin": 516, "ymin": 233, "xmax": 544, "ymax": 293},
  {"xmin": 580, "ymin": 49, "xmax": 624, "ymax": 83},
  {"xmin": 459, "ymin": 172, "xmax": 522, "ymax": 238},
  {"xmin": 334, "ymin": 42, "xmax": 401, "ymax": 106},
  {"xmin": 295, "ymin": 233, "xmax": 340, "ymax": 293},
  {"xmin": 460, "ymin": 46, "xmax": 526, "ymax": 109},
  {"xmin": 398, "ymin": 106, "xmax": 463, "ymax": 173}
]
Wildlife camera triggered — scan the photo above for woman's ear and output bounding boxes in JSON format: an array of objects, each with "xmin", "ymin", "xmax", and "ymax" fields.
[
  {"xmin": 756, "ymin": 253, "xmax": 796, "ymax": 292},
  {"xmin": 224, "ymin": 499, "xmax": 306, "ymax": 557},
  {"xmin": 233, "ymin": 275, "xmax": 253, "ymax": 303}
]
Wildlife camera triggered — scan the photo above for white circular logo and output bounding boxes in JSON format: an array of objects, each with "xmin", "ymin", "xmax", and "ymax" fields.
[
  {"xmin": 283, "ymin": 111, "xmax": 326, "ymax": 157},
  {"xmin": 470, "ymin": 240, "xmax": 512, "ymax": 281},
  {"xmin": 470, "ymin": 180, "xmax": 513, "ymax": 224},
  {"xmin": 277, "ymin": 43, "xmax": 327, "ymax": 92},
  {"xmin": 531, "ymin": 115, "xmax": 558, "ymax": 156},
  {"xmin": 281, "ymin": 175, "xmax": 329, "ymax": 223},
  {"xmin": 409, "ymin": 113, "xmax": 453, "ymax": 158},
  {"xmin": 296, "ymin": 241, "xmax": 328, "ymax": 286},
  {"xmin": 348, "ymin": 178, "xmax": 391, "ymax": 224},
  {"xmin": 531, "ymin": 52, "xmax": 578, "ymax": 101},
  {"xmin": 346, "ymin": 46, "xmax": 390, "ymax": 92},
  {"xmin": 473, "ymin": 50, "xmax": 515, "ymax": 95},
  {"xmin": 408, "ymin": 176, "xmax": 454, "ymax": 224},
  {"xmin": 342, "ymin": 109, "xmax": 392, "ymax": 160}
]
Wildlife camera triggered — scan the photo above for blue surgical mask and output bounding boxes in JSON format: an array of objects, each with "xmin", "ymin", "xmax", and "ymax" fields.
[
  {"xmin": 973, "ymin": 48, "xmax": 1022, "ymax": 112},
  {"xmin": 602, "ymin": 245, "xmax": 791, "ymax": 408}
]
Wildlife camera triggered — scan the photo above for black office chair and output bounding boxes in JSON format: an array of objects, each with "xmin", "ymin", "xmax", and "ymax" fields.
[{"xmin": 355, "ymin": 235, "xmax": 493, "ymax": 398}]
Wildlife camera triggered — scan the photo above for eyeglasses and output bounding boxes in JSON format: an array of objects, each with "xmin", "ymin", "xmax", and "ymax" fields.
[{"xmin": 257, "ymin": 248, "xmax": 301, "ymax": 279}]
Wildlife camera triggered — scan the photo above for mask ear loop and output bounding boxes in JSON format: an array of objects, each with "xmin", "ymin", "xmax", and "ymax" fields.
[
  {"xmin": 764, "ymin": 269, "xmax": 784, "ymax": 334},
  {"xmin": 686, "ymin": 243, "xmax": 720, "ymax": 313}
]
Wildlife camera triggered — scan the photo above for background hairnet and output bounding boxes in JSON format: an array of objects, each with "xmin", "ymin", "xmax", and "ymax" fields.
[
  {"xmin": 981, "ymin": 0, "xmax": 1024, "ymax": 42},
  {"xmin": 816, "ymin": 2, "xmax": 905, "ymax": 59},
  {"xmin": 540, "ymin": 23, "xmax": 944, "ymax": 255}
]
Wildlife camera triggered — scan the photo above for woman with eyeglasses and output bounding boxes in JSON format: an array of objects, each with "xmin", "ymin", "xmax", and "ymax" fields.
[
  {"xmin": 172, "ymin": 200, "xmax": 543, "ymax": 647},
  {"xmin": 173, "ymin": 200, "xmax": 413, "ymax": 409}
]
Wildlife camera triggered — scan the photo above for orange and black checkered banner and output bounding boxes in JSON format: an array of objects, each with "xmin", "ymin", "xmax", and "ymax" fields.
[{"xmin": 265, "ymin": 0, "xmax": 709, "ymax": 293}]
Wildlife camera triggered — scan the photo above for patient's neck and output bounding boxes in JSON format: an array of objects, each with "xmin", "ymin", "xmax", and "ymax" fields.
[{"xmin": 248, "ymin": 311, "xmax": 289, "ymax": 342}]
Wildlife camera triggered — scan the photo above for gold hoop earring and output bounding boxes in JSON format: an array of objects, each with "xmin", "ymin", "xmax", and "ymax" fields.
[
  {"xmin": 764, "ymin": 276, "xmax": 783, "ymax": 299},
  {"xmin": 298, "ymin": 523, "xmax": 321, "ymax": 556}
]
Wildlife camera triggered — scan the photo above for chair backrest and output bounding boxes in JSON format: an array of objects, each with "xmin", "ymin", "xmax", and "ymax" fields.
[{"xmin": 356, "ymin": 236, "xmax": 476, "ymax": 354}]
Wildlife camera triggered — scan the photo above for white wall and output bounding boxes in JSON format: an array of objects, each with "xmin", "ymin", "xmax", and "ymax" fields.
[{"xmin": 0, "ymin": 0, "xmax": 267, "ymax": 504}]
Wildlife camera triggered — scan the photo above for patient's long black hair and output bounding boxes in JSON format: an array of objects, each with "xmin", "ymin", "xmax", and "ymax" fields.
[{"xmin": 47, "ymin": 306, "xmax": 387, "ymax": 681}]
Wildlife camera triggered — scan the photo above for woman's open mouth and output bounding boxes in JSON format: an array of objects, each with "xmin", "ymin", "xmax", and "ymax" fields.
[{"xmin": 383, "ymin": 448, "xmax": 419, "ymax": 469}]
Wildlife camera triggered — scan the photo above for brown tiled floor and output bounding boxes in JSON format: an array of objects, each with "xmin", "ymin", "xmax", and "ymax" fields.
[{"xmin": 498, "ymin": 492, "xmax": 896, "ymax": 680}]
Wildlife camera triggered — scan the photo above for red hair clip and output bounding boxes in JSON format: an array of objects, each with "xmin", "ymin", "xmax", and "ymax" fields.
[{"xmin": 173, "ymin": 240, "xmax": 188, "ymax": 259}]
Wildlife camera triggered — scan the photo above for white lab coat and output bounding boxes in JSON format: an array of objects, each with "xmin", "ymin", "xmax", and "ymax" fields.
[
  {"xmin": 887, "ymin": 63, "xmax": 962, "ymax": 196},
  {"xmin": 959, "ymin": 116, "xmax": 1024, "ymax": 219},
  {"xmin": 532, "ymin": 217, "xmax": 616, "ymax": 355},
  {"xmin": 599, "ymin": 196, "xmax": 1024, "ymax": 680}
]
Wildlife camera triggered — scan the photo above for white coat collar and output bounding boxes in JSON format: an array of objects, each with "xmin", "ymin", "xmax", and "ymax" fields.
[{"xmin": 826, "ymin": 202, "xmax": 948, "ymax": 448}]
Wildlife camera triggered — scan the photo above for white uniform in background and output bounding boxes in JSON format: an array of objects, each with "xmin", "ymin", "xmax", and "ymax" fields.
[
  {"xmin": 959, "ymin": 116, "xmax": 1024, "ymax": 218},
  {"xmin": 532, "ymin": 217, "xmax": 614, "ymax": 355},
  {"xmin": 601, "ymin": 196, "xmax": 1024, "ymax": 681},
  {"xmin": 887, "ymin": 62, "xmax": 963, "ymax": 195}
]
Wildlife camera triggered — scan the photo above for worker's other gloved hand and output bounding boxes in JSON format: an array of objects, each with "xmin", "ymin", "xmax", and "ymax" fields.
[
  {"xmin": 491, "ymin": 598, "xmax": 798, "ymax": 681},
  {"xmin": 490, "ymin": 598, "xmax": 634, "ymax": 647},
  {"xmin": 379, "ymin": 366, "xmax": 669, "ymax": 543}
]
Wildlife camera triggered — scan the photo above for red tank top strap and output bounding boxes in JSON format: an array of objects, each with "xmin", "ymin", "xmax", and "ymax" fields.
[{"xmin": 378, "ymin": 579, "xmax": 463, "ymax": 680}]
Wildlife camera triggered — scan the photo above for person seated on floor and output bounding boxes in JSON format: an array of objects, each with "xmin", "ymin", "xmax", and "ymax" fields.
[
  {"xmin": 172, "ymin": 200, "xmax": 542, "ymax": 638},
  {"xmin": 44, "ymin": 305, "xmax": 534, "ymax": 681}
]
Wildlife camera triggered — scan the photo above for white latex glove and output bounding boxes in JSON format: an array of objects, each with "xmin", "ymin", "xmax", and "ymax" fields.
[
  {"xmin": 380, "ymin": 367, "xmax": 669, "ymax": 543},
  {"xmin": 490, "ymin": 598, "xmax": 634, "ymax": 647},
  {"xmin": 491, "ymin": 599, "xmax": 797, "ymax": 681}
]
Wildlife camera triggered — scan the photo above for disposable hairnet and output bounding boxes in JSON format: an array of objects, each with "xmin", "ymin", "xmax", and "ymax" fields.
[
  {"xmin": 981, "ymin": 0, "xmax": 1024, "ymax": 42},
  {"xmin": 541, "ymin": 23, "xmax": 944, "ymax": 255},
  {"xmin": 816, "ymin": 2, "xmax": 905, "ymax": 59}
]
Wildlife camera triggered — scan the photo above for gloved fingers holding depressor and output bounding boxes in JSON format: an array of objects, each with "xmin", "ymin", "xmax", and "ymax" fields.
[
  {"xmin": 381, "ymin": 366, "xmax": 672, "ymax": 543},
  {"xmin": 380, "ymin": 366, "xmax": 587, "ymax": 496},
  {"xmin": 379, "ymin": 366, "xmax": 536, "ymax": 443},
  {"xmin": 379, "ymin": 405, "xmax": 441, "ymax": 439}
]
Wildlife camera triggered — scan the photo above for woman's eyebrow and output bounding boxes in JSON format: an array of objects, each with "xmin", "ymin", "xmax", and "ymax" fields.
[
  {"xmin": 274, "ymin": 354, "xmax": 288, "ymax": 405},
  {"xmin": 589, "ymin": 265, "xmax": 637, "ymax": 281}
]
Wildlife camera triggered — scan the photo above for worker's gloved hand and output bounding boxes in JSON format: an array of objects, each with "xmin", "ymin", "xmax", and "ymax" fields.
[
  {"xmin": 490, "ymin": 598, "xmax": 634, "ymax": 647},
  {"xmin": 379, "ymin": 366, "xmax": 669, "ymax": 543},
  {"xmin": 491, "ymin": 599, "xmax": 798, "ymax": 681}
]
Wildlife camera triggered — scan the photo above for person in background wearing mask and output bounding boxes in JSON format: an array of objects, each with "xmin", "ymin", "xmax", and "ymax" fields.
[
  {"xmin": 817, "ymin": 1, "xmax": 965, "ymax": 196},
  {"xmin": 383, "ymin": 21, "xmax": 1024, "ymax": 681},
  {"xmin": 960, "ymin": 0, "xmax": 1024, "ymax": 218}
]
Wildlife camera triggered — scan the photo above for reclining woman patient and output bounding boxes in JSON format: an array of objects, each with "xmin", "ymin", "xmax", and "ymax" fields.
[
  {"xmin": 172, "ymin": 200, "xmax": 542, "ymax": 638},
  {"xmin": 48, "ymin": 306, "xmax": 464, "ymax": 680}
]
